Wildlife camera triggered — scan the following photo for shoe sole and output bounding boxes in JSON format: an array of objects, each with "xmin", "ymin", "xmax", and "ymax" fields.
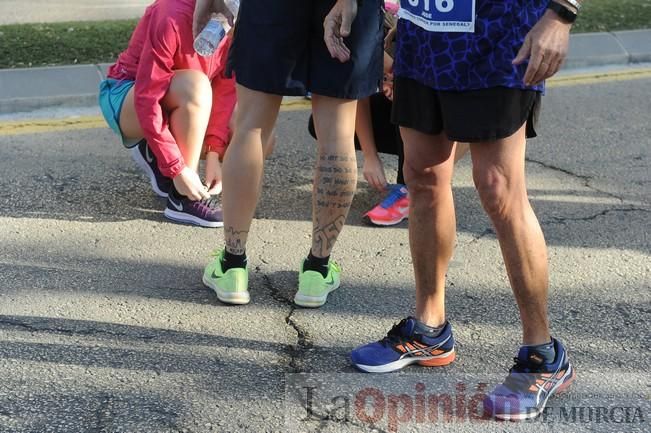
[
  {"xmin": 490, "ymin": 364, "xmax": 576, "ymax": 421},
  {"xmin": 202, "ymin": 274, "xmax": 250, "ymax": 305},
  {"xmin": 363, "ymin": 214, "xmax": 408, "ymax": 227},
  {"xmin": 131, "ymin": 146, "xmax": 168, "ymax": 198},
  {"xmin": 294, "ymin": 280, "xmax": 340, "ymax": 308},
  {"xmin": 164, "ymin": 208, "xmax": 224, "ymax": 228},
  {"xmin": 353, "ymin": 348, "xmax": 456, "ymax": 373}
]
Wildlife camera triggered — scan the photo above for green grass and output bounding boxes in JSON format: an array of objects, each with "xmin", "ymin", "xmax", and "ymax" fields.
[
  {"xmin": 0, "ymin": 1, "xmax": 649, "ymax": 69},
  {"xmin": 0, "ymin": 19, "xmax": 138, "ymax": 69},
  {"xmin": 572, "ymin": 0, "xmax": 651, "ymax": 33}
]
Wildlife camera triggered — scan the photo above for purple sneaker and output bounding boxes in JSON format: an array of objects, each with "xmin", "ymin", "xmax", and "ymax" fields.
[
  {"xmin": 130, "ymin": 139, "xmax": 172, "ymax": 198},
  {"xmin": 164, "ymin": 188, "xmax": 223, "ymax": 228}
]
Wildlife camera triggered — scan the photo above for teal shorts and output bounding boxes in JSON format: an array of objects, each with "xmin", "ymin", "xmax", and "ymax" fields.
[{"xmin": 98, "ymin": 78, "xmax": 141, "ymax": 148}]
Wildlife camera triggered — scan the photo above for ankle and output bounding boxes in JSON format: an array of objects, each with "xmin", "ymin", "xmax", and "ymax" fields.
[
  {"xmin": 222, "ymin": 250, "xmax": 247, "ymax": 271},
  {"xmin": 415, "ymin": 313, "xmax": 446, "ymax": 329},
  {"xmin": 304, "ymin": 250, "xmax": 329, "ymax": 277}
]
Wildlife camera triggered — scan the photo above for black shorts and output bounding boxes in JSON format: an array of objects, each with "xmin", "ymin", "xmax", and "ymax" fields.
[
  {"xmin": 228, "ymin": 0, "xmax": 384, "ymax": 99},
  {"xmin": 391, "ymin": 77, "xmax": 541, "ymax": 142}
]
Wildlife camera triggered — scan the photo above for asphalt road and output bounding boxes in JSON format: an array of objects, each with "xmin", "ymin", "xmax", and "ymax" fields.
[
  {"xmin": 0, "ymin": 73, "xmax": 649, "ymax": 432},
  {"xmin": 0, "ymin": 0, "xmax": 148, "ymax": 25}
]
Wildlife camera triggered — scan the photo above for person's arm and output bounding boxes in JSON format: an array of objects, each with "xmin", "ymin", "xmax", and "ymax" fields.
[
  {"xmin": 193, "ymin": 0, "xmax": 233, "ymax": 38},
  {"xmin": 134, "ymin": 19, "xmax": 184, "ymax": 180},
  {"xmin": 203, "ymin": 36, "xmax": 236, "ymax": 194},
  {"xmin": 203, "ymin": 72, "xmax": 236, "ymax": 194},
  {"xmin": 513, "ymin": 0, "xmax": 580, "ymax": 86},
  {"xmin": 356, "ymin": 97, "xmax": 388, "ymax": 192}
]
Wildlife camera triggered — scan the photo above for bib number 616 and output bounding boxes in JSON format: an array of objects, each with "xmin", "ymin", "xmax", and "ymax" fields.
[{"xmin": 407, "ymin": 0, "xmax": 455, "ymax": 13}]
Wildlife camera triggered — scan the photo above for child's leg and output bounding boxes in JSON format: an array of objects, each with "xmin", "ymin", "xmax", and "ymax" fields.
[
  {"xmin": 221, "ymin": 85, "xmax": 282, "ymax": 255},
  {"xmin": 310, "ymin": 94, "xmax": 358, "ymax": 258},
  {"xmin": 161, "ymin": 70, "xmax": 212, "ymax": 172},
  {"xmin": 120, "ymin": 70, "xmax": 212, "ymax": 173}
]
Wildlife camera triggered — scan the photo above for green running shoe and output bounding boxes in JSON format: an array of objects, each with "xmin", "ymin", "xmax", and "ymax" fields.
[
  {"xmin": 202, "ymin": 250, "xmax": 249, "ymax": 305},
  {"xmin": 294, "ymin": 260, "xmax": 341, "ymax": 308}
]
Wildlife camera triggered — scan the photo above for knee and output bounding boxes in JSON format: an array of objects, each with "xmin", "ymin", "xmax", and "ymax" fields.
[
  {"xmin": 403, "ymin": 160, "xmax": 452, "ymax": 194},
  {"xmin": 174, "ymin": 70, "xmax": 212, "ymax": 111},
  {"xmin": 473, "ymin": 166, "xmax": 519, "ymax": 221}
]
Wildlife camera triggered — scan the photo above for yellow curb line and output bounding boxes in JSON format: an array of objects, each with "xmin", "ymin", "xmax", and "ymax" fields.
[
  {"xmin": 1, "ymin": 68, "xmax": 649, "ymax": 137},
  {"xmin": 547, "ymin": 67, "xmax": 651, "ymax": 88}
]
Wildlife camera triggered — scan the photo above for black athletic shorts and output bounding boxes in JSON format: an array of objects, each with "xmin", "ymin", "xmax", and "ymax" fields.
[
  {"xmin": 391, "ymin": 76, "xmax": 541, "ymax": 142},
  {"xmin": 227, "ymin": 0, "xmax": 384, "ymax": 99}
]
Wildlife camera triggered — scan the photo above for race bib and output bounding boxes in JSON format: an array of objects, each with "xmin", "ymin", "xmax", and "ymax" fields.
[{"xmin": 398, "ymin": 0, "xmax": 476, "ymax": 33}]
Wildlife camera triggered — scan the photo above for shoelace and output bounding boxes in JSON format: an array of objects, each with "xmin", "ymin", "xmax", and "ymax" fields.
[
  {"xmin": 200, "ymin": 195, "xmax": 221, "ymax": 209},
  {"xmin": 380, "ymin": 318, "xmax": 410, "ymax": 347},
  {"xmin": 379, "ymin": 185, "xmax": 407, "ymax": 209},
  {"xmin": 186, "ymin": 195, "xmax": 221, "ymax": 218},
  {"xmin": 502, "ymin": 357, "xmax": 540, "ymax": 392}
]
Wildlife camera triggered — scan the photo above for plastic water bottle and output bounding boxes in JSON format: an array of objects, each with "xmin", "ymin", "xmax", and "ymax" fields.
[{"xmin": 193, "ymin": 0, "xmax": 240, "ymax": 57}]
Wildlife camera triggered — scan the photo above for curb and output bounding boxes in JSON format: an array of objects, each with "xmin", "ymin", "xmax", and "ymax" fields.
[
  {"xmin": 565, "ymin": 29, "xmax": 651, "ymax": 69},
  {"xmin": 0, "ymin": 30, "xmax": 650, "ymax": 114},
  {"xmin": 0, "ymin": 63, "xmax": 110, "ymax": 114}
]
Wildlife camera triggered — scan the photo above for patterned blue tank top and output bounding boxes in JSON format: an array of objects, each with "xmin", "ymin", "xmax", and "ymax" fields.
[{"xmin": 394, "ymin": 0, "xmax": 548, "ymax": 91}]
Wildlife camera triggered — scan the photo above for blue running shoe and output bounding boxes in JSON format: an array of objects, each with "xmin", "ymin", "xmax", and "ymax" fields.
[
  {"xmin": 351, "ymin": 318, "xmax": 455, "ymax": 373},
  {"xmin": 130, "ymin": 139, "xmax": 172, "ymax": 197},
  {"xmin": 363, "ymin": 184, "xmax": 409, "ymax": 226},
  {"xmin": 484, "ymin": 338, "xmax": 576, "ymax": 420}
]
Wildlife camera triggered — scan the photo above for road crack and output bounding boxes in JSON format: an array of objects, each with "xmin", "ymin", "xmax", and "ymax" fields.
[
  {"xmin": 544, "ymin": 207, "xmax": 650, "ymax": 224},
  {"xmin": 0, "ymin": 316, "xmax": 155, "ymax": 341},
  {"xmin": 525, "ymin": 157, "xmax": 626, "ymax": 202},
  {"xmin": 261, "ymin": 272, "xmax": 313, "ymax": 373}
]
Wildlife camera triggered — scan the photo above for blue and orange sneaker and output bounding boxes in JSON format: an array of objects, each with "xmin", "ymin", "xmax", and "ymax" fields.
[
  {"xmin": 483, "ymin": 338, "xmax": 576, "ymax": 420},
  {"xmin": 351, "ymin": 317, "xmax": 456, "ymax": 373},
  {"xmin": 363, "ymin": 184, "xmax": 409, "ymax": 226}
]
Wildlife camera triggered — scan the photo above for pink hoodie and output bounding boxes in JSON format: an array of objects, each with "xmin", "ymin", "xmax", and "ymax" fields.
[{"xmin": 107, "ymin": 0, "xmax": 235, "ymax": 178}]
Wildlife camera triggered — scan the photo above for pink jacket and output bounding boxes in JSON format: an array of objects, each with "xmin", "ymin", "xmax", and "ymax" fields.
[{"xmin": 107, "ymin": 0, "xmax": 235, "ymax": 178}]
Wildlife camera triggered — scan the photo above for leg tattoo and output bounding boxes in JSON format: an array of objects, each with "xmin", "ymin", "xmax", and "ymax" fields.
[{"xmin": 224, "ymin": 226, "xmax": 249, "ymax": 255}]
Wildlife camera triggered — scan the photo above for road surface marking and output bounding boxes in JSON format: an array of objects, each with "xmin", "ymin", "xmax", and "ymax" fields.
[{"xmin": 1, "ymin": 68, "xmax": 650, "ymax": 137}]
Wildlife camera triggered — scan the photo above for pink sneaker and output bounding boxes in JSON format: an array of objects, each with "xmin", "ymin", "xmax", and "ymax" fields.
[{"xmin": 364, "ymin": 184, "xmax": 409, "ymax": 226}]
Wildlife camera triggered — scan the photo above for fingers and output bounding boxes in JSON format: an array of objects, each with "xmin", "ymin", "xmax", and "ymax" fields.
[
  {"xmin": 516, "ymin": 14, "xmax": 571, "ymax": 85},
  {"xmin": 193, "ymin": 0, "xmax": 212, "ymax": 38},
  {"xmin": 384, "ymin": 27, "xmax": 397, "ymax": 51},
  {"xmin": 197, "ymin": 184, "xmax": 211, "ymax": 201},
  {"xmin": 323, "ymin": 1, "xmax": 354, "ymax": 63},
  {"xmin": 174, "ymin": 169, "xmax": 211, "ymax": 201},
  {"xmin": 364, "ymin": 172, "xmax": 386, "ymax": 192},
  {"xmin": 207, "ymin": 181, "xmax": 222, "ymax": 196},
  {"xmin": 522, "ymin": 38, "xmax": 544, "ymax": 86},
  {"xmin": 529, "ymin": 60, "xmax": 552, "ymax": 86},
  {"xmin": 512, "ymin": 36, "xmax": 531, "ymax": 66},
  {"xmin": 526, "ymin": 46, "xmax": 566, "ymax": 85},
  {"xmin": 324, "ymin": 18, "xmax": 351, "ymax": 63},
  {"xmin": 371, "ymin": 177, "xmax": 383, "ymax": 192},
  {"xmin": 339, "ymin": 7, "xmax": 353, "ymax": 38},
  {"xmin": 324, "ymin": 18, "xmax": 344, "ymax": 61},
  {"xmin": 186, "ymin": 185, "xmax": 210, "ymax": 201}
]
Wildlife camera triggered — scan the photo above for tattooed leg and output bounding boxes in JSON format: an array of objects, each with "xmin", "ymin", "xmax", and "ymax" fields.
[
  {"xmin": 310, "ymin": 95, "xmax": 358, "ymax": 258},
  {"xmin": 224, "ymin": 226, "xmax": 249, "ymax": 255}
]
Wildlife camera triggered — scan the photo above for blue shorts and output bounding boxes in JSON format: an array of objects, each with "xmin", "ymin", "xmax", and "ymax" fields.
[
  {"xmin": 227, "ymin": 0, "xmax": 384, "ymax": 99},
  {"xmin": 98, "ymin": 78, "xmax": 141, "ymax": 148}
]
